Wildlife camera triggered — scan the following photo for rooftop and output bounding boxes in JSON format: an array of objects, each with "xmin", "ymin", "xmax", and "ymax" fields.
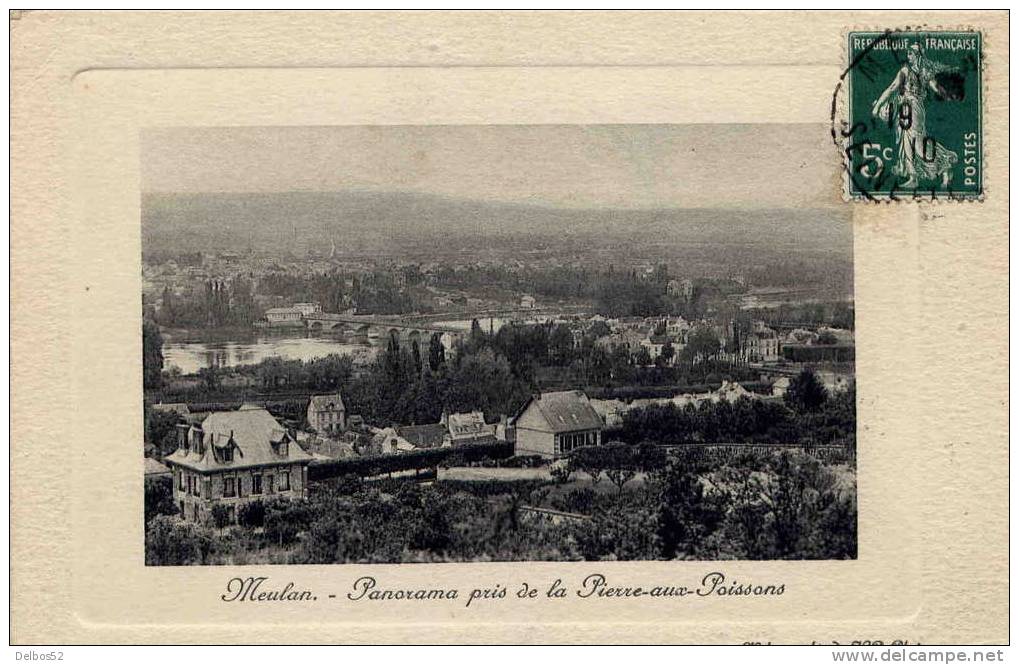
[
  {"xmin": 396, "ymin": 423, "xmax": 448, "ymax": 449},
  {"xmin": 165, "ymin": 407, "xmax": 312, "ymax": 473},
  {"xmin": 520, "ymin": 390, "xmax": 604, "ymax": 433}
]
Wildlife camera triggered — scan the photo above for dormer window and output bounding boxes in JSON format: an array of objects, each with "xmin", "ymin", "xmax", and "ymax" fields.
[
  {"xmin": 277, "ymin": 441, "xmax": 289, "ymax": 457},
  {"xmin": 221, "ymin": 446, "xmax": 234, "ymax": 463}
]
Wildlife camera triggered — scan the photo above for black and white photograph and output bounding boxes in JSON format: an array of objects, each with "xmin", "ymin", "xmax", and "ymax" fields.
[{"xmin": 141, "ymin": 124, "xmax": 857, "ymax": 566}]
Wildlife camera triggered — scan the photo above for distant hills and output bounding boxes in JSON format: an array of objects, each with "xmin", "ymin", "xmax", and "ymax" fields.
[{"xmin": 141, "ymin": 190, "xmax": 852, "ymax": 259}]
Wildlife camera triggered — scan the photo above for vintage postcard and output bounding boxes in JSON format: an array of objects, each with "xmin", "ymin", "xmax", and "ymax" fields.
[{"xmin": 10, "ymin": 11, "xmax": 1009, "ymax": 646}]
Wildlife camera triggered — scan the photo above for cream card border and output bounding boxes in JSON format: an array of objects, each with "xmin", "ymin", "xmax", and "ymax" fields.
[{"xmin": 11, "ymin": 10, "xmax": 1008, "ymax": 645}]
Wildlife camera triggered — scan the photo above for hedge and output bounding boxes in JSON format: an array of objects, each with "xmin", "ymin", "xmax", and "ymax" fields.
[
  {"xmin": 308, "ymin": 440, "xmax": 514, "ymax": 481},
  {"xmin": 781, "ymin": 345, "xmax": 855, "ymax": 363}
]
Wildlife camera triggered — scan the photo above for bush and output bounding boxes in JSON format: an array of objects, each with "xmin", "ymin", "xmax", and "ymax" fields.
[
  {"xmin": 309, "ymin": 440, "xmax": 513, "ymax": 481},
  {"xmin": 210, "ymin": 504, "xmax": 233, "ymax": 530},
  {"xmin": 237, "ymin": 500, "xmax": 266, "ymax": 528},
  {"xmin": 264, "ymin": 497, "xmax": 313, "ymax": 546},
  {"xmin": 549, "ymin": 460, "xmax": 573, "ymax": 484},
  {"xmin": 145, "ymin": 515, "xmax": 213, "ymax": 565}
]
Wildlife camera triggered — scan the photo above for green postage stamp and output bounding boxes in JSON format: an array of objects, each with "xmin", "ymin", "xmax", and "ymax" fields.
[{"xmin": 842, "ymin": 30, "xmax": 982, "ymax": 200}]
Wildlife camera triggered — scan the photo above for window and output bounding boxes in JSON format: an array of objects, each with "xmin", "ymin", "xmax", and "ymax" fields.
[
  {"xmin": 252, "ymin": 474, "xmax": 262, "ymax": 495},
  {"xmin": 224, "ymin": 477, "xmax": 236, "ymax": 497},
  {"xmin": 279, "ymin": 471, "xmax": 290, "ymax": 492},
  {"xmin": 278, "ymin": 442, "xmax": 289, "ymax": 457},
  {"xmin": 178, "ymin": 470, "xmax": 184, "ymax": 491},
  {"xmin": 222, "ymin": 446, "xmax": 233, "ymax": 463},
  {"xmin": 226, "ymin": 506, "xmax": 236, "ymax": 524},
  {"xmin": 266, "ymin": 475, "xmax": 275, "ymax": 494}
]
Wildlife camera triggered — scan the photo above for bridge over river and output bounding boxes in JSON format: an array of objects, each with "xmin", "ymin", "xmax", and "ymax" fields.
[
  {"xmin": 301, "ymin": 305, "xmax": 588, "ymax": 340},
  {"xmin": 301, "ymin": 312, "xmax": 466, "ymax": 339}
]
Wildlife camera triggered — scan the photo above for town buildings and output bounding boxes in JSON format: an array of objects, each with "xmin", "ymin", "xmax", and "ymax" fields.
[
  {"xmin": 512, "ymin": 390, "xmax": 604, "ymax": 459},
  {"xmin": 164, "ymin": 404, "xmax": 313, "ymax": 524}
]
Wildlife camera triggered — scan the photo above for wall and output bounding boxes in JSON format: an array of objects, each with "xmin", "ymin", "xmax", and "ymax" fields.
[{"xmin": 171, "ymin": 463, "xmax": 308, "ymax": 523}]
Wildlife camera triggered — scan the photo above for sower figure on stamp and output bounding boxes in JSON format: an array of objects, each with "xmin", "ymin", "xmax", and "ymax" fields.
[{"xmin": 871, "ymin": 43, "xmax": 959, "ymax": 189}]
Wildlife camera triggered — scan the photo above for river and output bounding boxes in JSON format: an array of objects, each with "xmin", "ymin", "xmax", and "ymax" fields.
[
  {"xmin": 162, "ymin": 331, "xmax": 380, "ymax": 375},
  {"xmin": 162, "ymin": 314, "xmax": 570, "ymax": 375}
]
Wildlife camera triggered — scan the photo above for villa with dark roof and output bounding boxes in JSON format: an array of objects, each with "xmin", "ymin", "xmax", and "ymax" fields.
[
  {"xmin": 512, "ymin": 390, "xmax": 604, "ymax": 459},
  {"xmin": 164, "ymin": 404, "xmax": 313, "ymax": 524}
]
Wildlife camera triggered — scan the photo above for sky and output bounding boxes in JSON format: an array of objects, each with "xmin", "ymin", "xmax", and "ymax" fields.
[{"xmin": 141, "ymin": 124, "xmax": 839, "ymax": 210}]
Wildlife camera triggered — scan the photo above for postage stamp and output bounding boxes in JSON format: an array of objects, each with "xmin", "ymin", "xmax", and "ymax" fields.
[{"xmin": 841, "ymin": 30, "xmax": 982, "ymax": 201}]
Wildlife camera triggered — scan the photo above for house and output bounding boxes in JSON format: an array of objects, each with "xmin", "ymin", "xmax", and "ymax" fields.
[
  {"xmin": 293, "ymin": 302, "xmax": 322, "ymax": 316},
  {"xmin": 745, "ymin": 328, "xmax": 780, "ymax": 361},
  {"xmin": 307, "ymin": 393, "xmax": 346, "ymax": 434},
  {"xmin": 164, "ymin": 404, "xmax": 313, "ymax": 525},
  {"xmin": 511, "ymin": 391, "xmax": 604, "ymax": 459},
  {"xmin": 151, "ymin": 402, "xmax": 190, "ymax": 417},
  {"xmin": 396, "ymin": 423, "xmax": 450, "ymax": 449},
  {"xmin": 595, "ymin": 329, "xmax": 644, "ymax": 354},
  {"xmin": 264, "ymin": 307, "xmax": 303, "ymax": 325},
  {"xmin": 368, "ymin": 427, "xmax": 417, "ymax": 455},
  {"xmin": 520, "ymin": 295, "xmax": 536, "ymax": 309},
  {"xmin": 664, "ymin": 316, "xmax": 691, "ymax": 339},
  {"xmin": 143, "ymin": 457, "xmax": 171, "ymax": 478},
  {"xmin": 443, "ymin": 411, "xmax": 496, "ymax": 443},
  {"xmin": 589, "ymin": 398, "xmax": 627, "ymax": 428},
  {"xmin": 640, "ymin": 335, "xmax": 675, "ymax": 365}
]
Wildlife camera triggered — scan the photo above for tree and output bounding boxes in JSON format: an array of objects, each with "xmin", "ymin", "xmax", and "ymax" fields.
[
  {"xmin": 784, "ymin": 368, "xmax": 829, "ymax": 413},
  {"xmin": 210, "ymin": 503, "xmax": 232, "ymax": 531},
  {"xmin": 145, "ymin": 515, "xmax": 213, "ymax": 565},
  {"xmin": 602, "ymin": 445, "xmax": 637, "ymax": 494},
  {"xmin": 605, "ymin": 466, "xmax": 637, "ymax": 494},
  {"xmin": 142, "ymin": 320, "xmax": 164, "ymax": 389},
  {"xmin": 144, "ymin": 476, "xmax": 178, "ymax": 524},
  {"xmin": 197, "ymin": 365, "xmax": 221, "ymax": 392},
  {"xmin": 682, "ymin": 326, "xmax": 721, "ymax": 365},
  {"xmin": 655, "ymin": 463, "xmax": 724, "ymax": 559},
  {"xmin": 410, "ymin": 339, "xmax": 423, "ymax": 375},
  {"xmin": 660, "ymin": 340, "xmax": 675, "ymax": 365},
  {"xmin": 634, "ymin": 346, "xmax": 652, "ymax": 367},
  {"xmin": 145, "ymin": 406, "xmax": 181, "ymax": 456},
  {"xmin": 428, "ymin": 333, "xmax": 446, "ymax": 371},
  {"xmin": 470, "ymin": 318, "xmax": 484, "ymax": 343},
  {"xmin": 817, "ymin": 330, "xmax": 839, "ymax": 345},
  {"xmin": 570, "ymin": 447, "xmax": 604, "ymax": 484},
  {"xmin": 587, "ymin": 320, "xmax": 611, "ymax": 339},
  {"xmin": 548, "ymin": 324, "xmax": 574, "ymax": 366}
]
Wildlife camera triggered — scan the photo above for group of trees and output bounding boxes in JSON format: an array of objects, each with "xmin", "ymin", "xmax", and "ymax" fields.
[
  {"xmin": 751, "ymin": 301, "xmax": 855, "ymax": 331},
  {"xmin": 614, "ymin": 370, "xmax": 855, "ymax": 448},
  {"xmin": 144, "ymin": 446, "xmax": 856, "ymax": 565},
  {"xmin": 157, "ymin": 278, "xmax": 260, "ymax": 329},
  {"xmin": 344, "ymin": 333, "xmax": 531, "ymax": 427},
  {"xmin": 435, "ymin": 263, "xmax": 713, "ymax": 319}
]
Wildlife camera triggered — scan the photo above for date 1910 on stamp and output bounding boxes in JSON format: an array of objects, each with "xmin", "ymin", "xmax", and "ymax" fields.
[{"xmin": 842, "ymin": 30, "xmax": 982, "ymax": 201}]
